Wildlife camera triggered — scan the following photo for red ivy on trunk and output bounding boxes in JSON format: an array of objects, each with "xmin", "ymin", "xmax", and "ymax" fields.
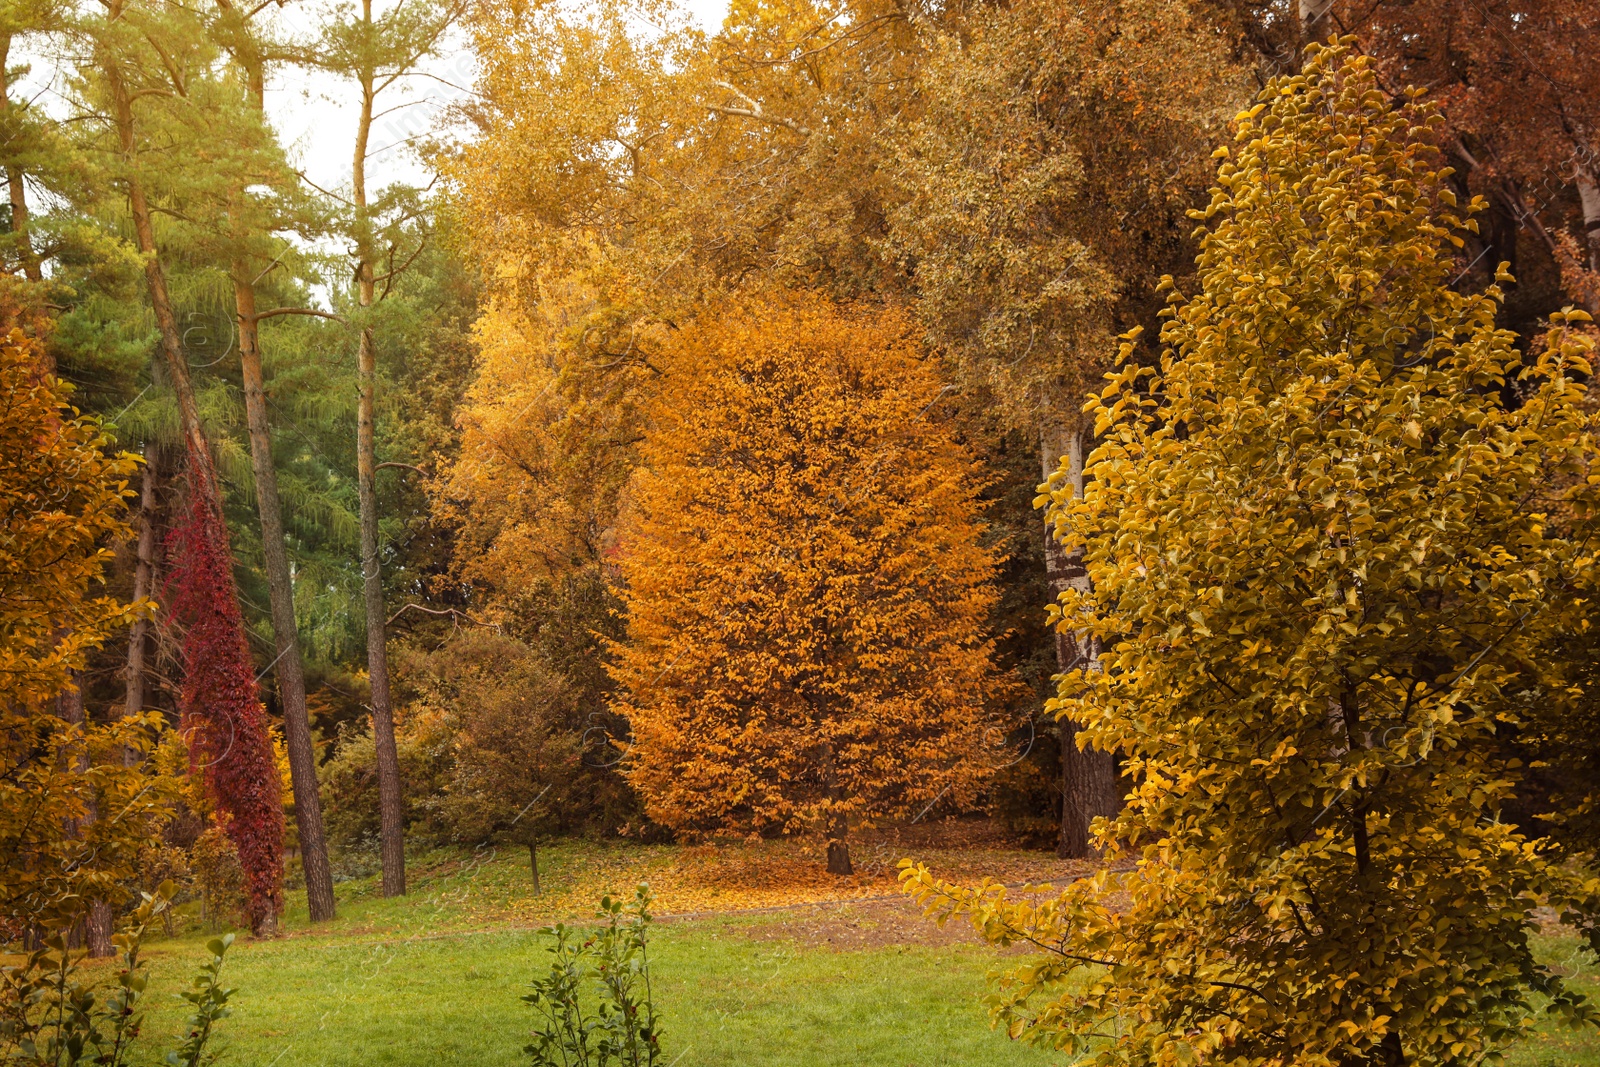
[{"xmin": 166, "ymin": 458, "xmax": 284, "ymax": 932}]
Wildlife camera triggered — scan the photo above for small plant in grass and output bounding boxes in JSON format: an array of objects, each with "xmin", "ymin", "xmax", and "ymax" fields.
[
  {"xmin": 0, "ymin": 884, "xmax": 234, "ymax": 1066},
  {"xmin": 165, "ymin": 931, "xmax": 235, "ymax": 1067},
  {"xmin": 523, "ymin": 883, "xmax": 661, "ymax": 1066}
]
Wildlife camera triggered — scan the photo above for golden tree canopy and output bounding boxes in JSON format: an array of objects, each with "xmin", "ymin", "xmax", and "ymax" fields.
[
  {"xmin": 0, "ymin": 329, "xmax": 142, "ymax": 715},
  {"xmin": 611, "ymin": 293, "xmax": 1015, "ymax": 866}
]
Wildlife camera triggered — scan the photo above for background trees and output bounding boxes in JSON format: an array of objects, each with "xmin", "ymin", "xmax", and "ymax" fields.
[
  {"xmin": 8, "ymin": 4, "xmax": 1600, "ymax": 1024},
  {"xmin": 610, "ymin": 294, "xmax": 1014, "ymax": 875},
  {"xmin": 886, "ymin": 0, "xmax": 1244, "ymax": 857}
]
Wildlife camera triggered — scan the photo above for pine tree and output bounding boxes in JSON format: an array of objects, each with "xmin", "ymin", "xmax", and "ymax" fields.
[
  {"xmin": 611, "ymin": 292, "xmax": 1013, "ymax": 875},
  {"xmin": 315, "ymin": 0, "xmax": 462, "ymax": 897},
  {"xmin": 203, "ymin": 0, "xmax": 340, "ymax": 923},
  {"xmin": 904, "ymin": 44, "xmax": 1600, "ymax": 1065},
  {"xmin": 74, "ymin": 0, "xmax": 287, "ymax": 934}
]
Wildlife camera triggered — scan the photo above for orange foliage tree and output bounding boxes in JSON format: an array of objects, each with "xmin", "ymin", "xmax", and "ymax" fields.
[
  {"xmin": 610, "ymin": 293, "xmax": 1014, "ymax": 875},
  {"xmin": 0, "ymin": 327, "xmax": 171, "ymax": 925}
]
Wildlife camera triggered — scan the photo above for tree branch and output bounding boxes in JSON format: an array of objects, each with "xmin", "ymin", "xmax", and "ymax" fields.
[
  {"xmin": 707, "ymin": 81, "xmax": 811, "ymax": 138},
  {"xmin": 251, "ymin": 307, "xmax": 348, "ymax": 325},
  {"xmin": 386, "ymin": 603, "xmax": 468, "ymax": 626}
]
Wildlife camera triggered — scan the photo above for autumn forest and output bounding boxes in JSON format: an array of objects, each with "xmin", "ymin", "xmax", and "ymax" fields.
[{"xmin": 5, "ymin": 0, "xmax": 1600, "ymax": 1064}]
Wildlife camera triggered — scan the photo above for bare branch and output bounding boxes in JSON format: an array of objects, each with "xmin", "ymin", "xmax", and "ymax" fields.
[
  {"xmin": 386, "ymin": 603, "xmax": 469, "ymax": 626},
  {"xmin": 707, "ymin": 81, "xmax": 811, "ymax": 138},
  {"xmin": 251, "ymin": 307, "xmax": 348, "ymax": 324}
]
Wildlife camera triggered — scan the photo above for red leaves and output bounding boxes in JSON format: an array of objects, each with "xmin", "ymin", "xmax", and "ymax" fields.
[{"xmin": 166, "ymin": 456, "xmax": 284, "ymax": 934}]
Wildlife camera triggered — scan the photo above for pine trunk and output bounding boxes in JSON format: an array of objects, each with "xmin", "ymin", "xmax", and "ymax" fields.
[
  {"xmin": 234, "ymin": 272, "xmax": 337, "ymax": 922},
  {"xmin": 1042, "ymin": 424, "xmax": 1119, "ymax": 860},
  {"xmin": 104, "ymin": 53, "xmax": 213, "ymax": 482},
  {"xmin": 353, "ymin": 40, "xmax": 406, "ymax": 897},
  {"xmin": 104, "ymin": 29, "xmax": 282, "ymax": 937},
  {"xmin": 87, "ymin": 902, "xmax": 114, "ymax": 958},
  {"xmin": 121, "ymin": 441, "xmax": 160, "ymax": 761},
  {"xmin": 213, "ymin": 4, "xmax": 335, "ymax": 920}
]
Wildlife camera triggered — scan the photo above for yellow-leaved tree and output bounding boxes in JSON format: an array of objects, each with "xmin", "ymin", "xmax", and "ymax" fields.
[
  {"xmin": 903, "ymin": 45, "xmax": 1600, "ymax": 1065},
  {"xmin": 0, "ymin": 328, "xmax": 171, "ymax": 928},
  {"xmin": 611, "ymin": 293, "xmax": 1014, "ymax": 874}
]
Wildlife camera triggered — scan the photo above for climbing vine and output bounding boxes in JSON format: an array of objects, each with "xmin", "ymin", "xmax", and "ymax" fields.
[{"xmin": 166, "ymin": 458, "xmax": 285, "ymax": 934}]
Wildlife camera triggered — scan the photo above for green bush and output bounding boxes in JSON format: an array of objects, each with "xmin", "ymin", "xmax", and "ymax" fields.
[
  {"xmin": 524, "ymin": 884, "xmax": 662, "ymax": 1067},
  {"xmin": 0, "ymin": 887, "xmax": 234, "ymax": 1066}
]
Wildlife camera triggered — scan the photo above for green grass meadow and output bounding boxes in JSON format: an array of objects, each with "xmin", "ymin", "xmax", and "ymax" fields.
[
  {"xmin": 132, "ymin": 920, "xmax": 1052, "ymax": 1066},
  {"xmin": 88, "ymin": 847, "xmax": 1600, "ymax": 1066}
]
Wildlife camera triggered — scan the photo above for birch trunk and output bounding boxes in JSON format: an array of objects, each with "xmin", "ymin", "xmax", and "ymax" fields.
[
  {"xmin": 1298, "ymin": 0, "xmax": 1334, "ymax": 43},
  {"xmin": 1041, "ymin": 423, "xmax": 1119, "ymax": 860},
  {"xmin": 1577, "ymin": 163, "xmax": 1600, "ymax": 289}
]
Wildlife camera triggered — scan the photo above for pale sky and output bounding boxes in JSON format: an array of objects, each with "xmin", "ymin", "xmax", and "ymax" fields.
[
  {"xmin": 8, "ymin": 0, "xmax": 729, "ymax": 306},
  {"xmin": 267, "ymin": 0, "xmax": 731, "ymax": 199}
]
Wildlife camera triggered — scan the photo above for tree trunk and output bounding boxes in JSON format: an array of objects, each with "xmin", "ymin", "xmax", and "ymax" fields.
[
  {"xmin": 87, "ymin": 902, "xmax": 115, "ymax": 958},
  {"xmin": 121, "ymin": 442, "xmax": 160, "ymax": 744},
  {"xmin": 234, "ymin": 272, "xmax": 337, "ymax": 923},
  {"xmin": 1577, "ymin": 163, "xmax": 1600, "ymax": 275},
  {"xmin": 353, "ymin": 33, "xmax": 406, "ymax": 897},
  {"xmin": 57, "ymin": 680, "xmax": 114, "ymax": 957},
  {"xmin": 825, "ymin": 812, "xmax": 853, "ymax": 876},
  {"xmin": 104, "ymin": 52, "xmax": 214, "ymax": 486},
  {"xmin": 1041, "ymin": 424, "xmax": 1119, "ymax": 860},
  {"xmin": 528, "ymin": 838, "xmax": 541, "ymax": 895},
  {"xmin": 0, "ymin": 33, "xmax": 41, "ymax": 283},
  {"xmin": 212, "ymin": 1, "xmax": 335, "ymax": 920},
  {"xmin": 1298, "ymin": 0, "xmax": 1334, "ymax": 43},
  {"xmin": 104, "ymin": 25, "xmax": 282, "ymax": 939}
]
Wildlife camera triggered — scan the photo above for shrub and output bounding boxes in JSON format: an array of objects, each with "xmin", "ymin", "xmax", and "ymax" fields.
[
  {"xmin": 523, "ymin": 884, "xmax": 662, "ymax": 1067},
  {"xmin": 0, "ymin": 885, "xmax": 234, "ymax": 1066}
]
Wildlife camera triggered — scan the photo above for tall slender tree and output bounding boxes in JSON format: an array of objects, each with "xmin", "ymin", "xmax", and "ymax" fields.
[
  {"xmin": 81, "ymin": 0, "xmax": 285, "ymax": 934},
  {"xmin": 318, "ymin": 0, "xmax": 460, "ymax": 896},
  {"xmin": 205, "ymin": 0, "xmax": 338, "ymax": 923}
]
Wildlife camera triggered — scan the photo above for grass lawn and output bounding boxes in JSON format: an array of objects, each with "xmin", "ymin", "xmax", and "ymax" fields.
[
  {"xmin": 132, "ymin": 919, "xmax": 1054, "ymax": 1067},
  {"xmin": 59, "ymin": 839, "xmax": 1600, "ymax": 1066},
  {"xmin": 114, "ymin": 836, "xmax": 1073, "ymax": 1066}
]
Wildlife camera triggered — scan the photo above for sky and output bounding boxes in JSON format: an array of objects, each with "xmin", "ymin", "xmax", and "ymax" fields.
[{"xmin": 265, "ymin": 0, "xmax": 732, "ymax": 199}]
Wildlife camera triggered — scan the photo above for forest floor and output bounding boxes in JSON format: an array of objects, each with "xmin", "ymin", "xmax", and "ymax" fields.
[{"xmin": 61, "ymin": 824, "xmax": 1600, "ymax": 1065}]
